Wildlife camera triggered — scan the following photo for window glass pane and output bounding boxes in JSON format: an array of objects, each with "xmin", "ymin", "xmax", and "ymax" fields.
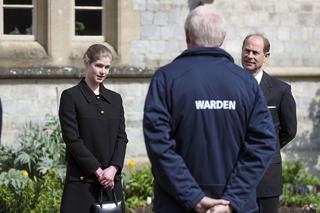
[
  {"xmin": 4, "ymin": 0, "xmax": 32, "ymax": 4},
  {"xmin": 4, "ymin": 8, "xmax": 32, "ymax": 34},
  {"xmin": 75, "ymin": 0, "xmax": 101, "ymax": 6},
  {"xmin": 75, "ymin": 10, "xmax": 101, "ymax": 35}
]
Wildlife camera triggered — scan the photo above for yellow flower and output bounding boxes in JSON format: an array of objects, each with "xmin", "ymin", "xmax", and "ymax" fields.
[
  {"xmin": 127, "ymin": 160, "xmax": 136, "ymax": 169},
  {"xmin": 22, "ymin": 170, "xmax": 29, "ymax": 177}
]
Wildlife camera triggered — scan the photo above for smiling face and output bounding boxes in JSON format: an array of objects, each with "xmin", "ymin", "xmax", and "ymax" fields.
[
  {"xmin": 241, "ymin": 35, "xmax": 270, "ymax": 75},
  {"xmin": 85, "ymin": 56, "xmax": 111, "ymax": 86}
]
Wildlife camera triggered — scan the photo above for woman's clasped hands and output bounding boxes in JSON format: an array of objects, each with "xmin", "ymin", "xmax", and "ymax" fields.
[{"xmin": 95, "ymin": 166, "xmax": 118, "ymax": 190}]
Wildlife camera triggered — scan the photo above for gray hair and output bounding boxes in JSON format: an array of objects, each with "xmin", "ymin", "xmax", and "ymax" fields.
[{"xmin": 184, "ymin": 5, "xmax": 226, "ymax": 47}]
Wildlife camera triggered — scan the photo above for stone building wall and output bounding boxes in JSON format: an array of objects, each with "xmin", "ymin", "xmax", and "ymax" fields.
[
  {"xmin": 0, "ymin": 0, "xmax": 320, "ymax": 175},
  {"xmin": 282, "ymin": 78, "xmax": 320, "ymax": 176},
  {"xmin": 0, "ymin": 78, "xmax": 151, "ymax": 163}
]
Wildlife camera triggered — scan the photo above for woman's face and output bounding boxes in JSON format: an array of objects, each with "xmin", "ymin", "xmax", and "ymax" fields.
[{"xmin": 85, "ymin": 56, "xmax": 111, "ymax": 85}]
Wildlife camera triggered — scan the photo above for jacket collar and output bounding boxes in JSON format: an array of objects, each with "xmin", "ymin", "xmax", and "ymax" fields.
[
  {"xmin": 99, "ymin": 84, "xmax": 112, "ymax": 103},
  {"xmin": 174, "ymin": 47, "xmax": 234, "ymax": 62},
  {"xmin": 79, "ymin": 78, "xmax": 111, "ymax": 103}
]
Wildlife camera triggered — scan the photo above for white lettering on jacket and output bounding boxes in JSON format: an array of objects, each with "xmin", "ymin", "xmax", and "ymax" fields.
[{"xmin": 195, "ymin": 100, "xmax": 236, "ymax": 110}]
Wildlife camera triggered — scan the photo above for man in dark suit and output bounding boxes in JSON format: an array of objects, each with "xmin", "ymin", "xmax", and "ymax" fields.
[{"xmin": 241, "ymin": 33, "xmax": 297, "ymax": 213}]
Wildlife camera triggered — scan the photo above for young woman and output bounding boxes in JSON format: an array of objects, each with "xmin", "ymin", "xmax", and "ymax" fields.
[{"xmin": 59, "ymin": 44, "xmax": 128, "ymax": 212}]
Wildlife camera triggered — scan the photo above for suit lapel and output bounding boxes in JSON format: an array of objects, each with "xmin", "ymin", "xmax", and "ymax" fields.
[{"xmin": 260, "ymin": 71, "xmax": 273, "ymax": 97}]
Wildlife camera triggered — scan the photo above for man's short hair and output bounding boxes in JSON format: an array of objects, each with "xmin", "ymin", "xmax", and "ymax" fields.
[
  {"xmin": 184, "ymin": 5, "xmax": 226, "ymax": 47},
  {"xmin": 242, "ymin": 33, "xmax": 270, "ymax": 53}
]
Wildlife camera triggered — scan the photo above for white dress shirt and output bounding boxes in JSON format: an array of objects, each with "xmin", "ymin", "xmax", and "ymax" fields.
[{"xmin": 254, "ymin": 70, "xmax": 263, "ymax": 85}]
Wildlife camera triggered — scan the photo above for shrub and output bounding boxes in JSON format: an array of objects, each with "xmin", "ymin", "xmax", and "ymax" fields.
[
  {"xmin": 0, "ymin": 169, "xmax": 30, "ymax": 195},
  {"xmin": 32, "ymin": 171, "xmax": 63, "ymax": 212},
  {"xmin": 124, "ymin": 165, "xmax": 153, "ymax": 213},
  {"xmin": 0, "ymin": 146, "xmax": 15, "ymax": 173},
  {"xmin": 13, "ymin": 116, "xmax": 66, "ymax": 179},
  {"xmin": 0, "ymin": 116, "xmax": 65, "ymax": 212},
  {"xmin": 281, "ymin": 160, "xmax": 320, "ymax": 212},
  {"xmin": 0, "ymin": 170, "xmax": 63, "ymax": 213}
]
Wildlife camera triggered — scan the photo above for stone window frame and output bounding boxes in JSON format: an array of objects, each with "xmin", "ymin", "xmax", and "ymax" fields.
[
  {"xmin": 0, "ymin": 0, "xmax": 118, "ymax": 63},
  {"xmin": 0, "ymin": 0, "xmax": 48, "ymax": 59},
  {"xmin": 71, "ymin": 0, "xmax": 118, "ymax": 51},
  {"xmin": 0, "ymin": 0, "xmax": 34, "ymax": 40},
  {"xmin": 73, "ymin": 1, "xmax": 104, "ymax": 39},
  {"xmin": 0, "ymin": 0, "xmax": 145, "ymax": 78}
]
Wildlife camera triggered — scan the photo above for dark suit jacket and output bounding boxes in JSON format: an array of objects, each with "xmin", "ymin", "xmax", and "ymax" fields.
[
  {"xmin": 59, "ymin": 78, "xmax": 128, "ymax": 181},
  {"xmin": 257, "ymin": 71, "xmax": 297, "ymax": 197}
]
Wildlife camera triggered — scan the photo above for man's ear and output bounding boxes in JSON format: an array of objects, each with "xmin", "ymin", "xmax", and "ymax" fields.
[
  {"xmin": 186, "ymin": 31, "xmax": 197, "ymax": 48},
  {"xmin": 218, "ymin": 32, "xmax": 226, "ymax": 47},
  {"xmin": 263, "ymin": 52, "xmax": 270, "ymax": 64},
  {"xmin": 185, "ymin": 31, "xmax": 191, "ymax": 46},
  {"xmin": 265, "ymin": 52, "xmax": 270, "ymax": 58}
]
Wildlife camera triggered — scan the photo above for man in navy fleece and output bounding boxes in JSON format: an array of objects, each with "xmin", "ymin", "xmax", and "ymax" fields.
[{"xmin": 143, "ymin": 5, "xmax": 276, "ymax": 213}]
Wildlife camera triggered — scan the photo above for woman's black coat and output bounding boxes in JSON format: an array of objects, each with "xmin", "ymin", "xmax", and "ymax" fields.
[{"xmin": 59, "ymin": 79, "xmax": 128, "ymax": 212}]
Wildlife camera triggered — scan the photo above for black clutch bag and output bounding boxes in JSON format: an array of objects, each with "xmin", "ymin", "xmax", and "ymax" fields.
[{"xmin": 92, "ymin": 188, "xmax": 124, "ymax": 213}]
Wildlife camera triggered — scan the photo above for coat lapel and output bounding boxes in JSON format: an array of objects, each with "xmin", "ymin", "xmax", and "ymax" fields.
[
  {"xmin": 79, "ymin": 78, "xmax": 94, "ymax": 103},
  {"xmin": 99, "ymin": 84, "xmax": 112, "ymax": 103}
]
